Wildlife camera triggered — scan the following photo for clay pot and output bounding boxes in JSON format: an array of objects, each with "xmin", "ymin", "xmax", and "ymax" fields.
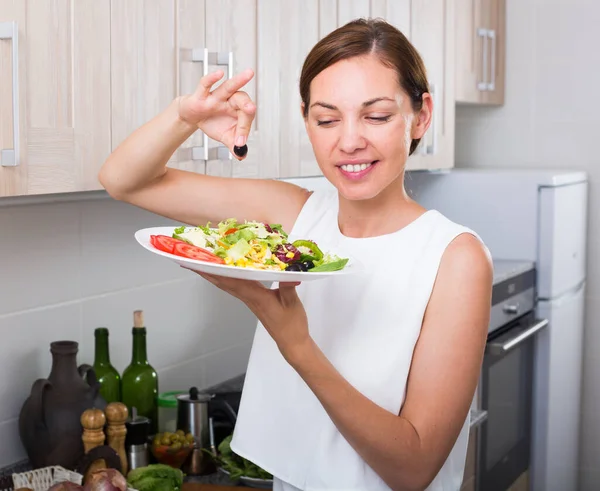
[{"xmin": 19, "ymin": 341, "xmax": 107, "ymax": 469}]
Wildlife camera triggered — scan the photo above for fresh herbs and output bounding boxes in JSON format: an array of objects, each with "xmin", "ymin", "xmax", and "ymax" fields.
[{"xmin": 213, "ymin": 435, "xmax": 273, "ymax": 481}]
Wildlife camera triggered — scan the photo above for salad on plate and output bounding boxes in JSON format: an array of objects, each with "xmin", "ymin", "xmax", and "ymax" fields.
[{"xmin": 149, "ymin": 218, "xmax": 348, "ymax": 273}]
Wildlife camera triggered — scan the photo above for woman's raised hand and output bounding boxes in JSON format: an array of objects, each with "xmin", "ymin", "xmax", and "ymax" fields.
[{"xmin": 178, "ymin": 68, "xmax": 256, "ymax": 159}]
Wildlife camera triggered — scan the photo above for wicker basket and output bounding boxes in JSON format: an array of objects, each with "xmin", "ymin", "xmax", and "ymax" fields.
[
  {"xmin": 12, "ymin": 465, "xmax": 82, "ymax": 490},
  {"xmin": 12, "ymin": 466, "xmax": 137, "ymax": 491}
]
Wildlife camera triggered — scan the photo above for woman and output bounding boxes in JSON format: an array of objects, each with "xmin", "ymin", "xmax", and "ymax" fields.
[{"xmin": 100, "ymin": 18, "xmax": 492, "ymax": 491}]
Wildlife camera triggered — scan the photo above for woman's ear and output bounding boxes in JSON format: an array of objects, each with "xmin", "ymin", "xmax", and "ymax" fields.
[{"xmin": 412, "ymin": 92, "xmax": 433, "ymax": 140}]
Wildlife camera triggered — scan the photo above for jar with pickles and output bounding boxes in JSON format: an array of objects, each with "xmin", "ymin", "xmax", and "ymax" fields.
[{"xmin": 150, "ymin": 429, "xmax": 195, "ymax": 469}]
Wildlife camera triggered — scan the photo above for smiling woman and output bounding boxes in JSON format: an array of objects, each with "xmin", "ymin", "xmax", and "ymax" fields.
[{"xmin": 98, "ymin": 17, "xmax": 492, "ymax": 491}]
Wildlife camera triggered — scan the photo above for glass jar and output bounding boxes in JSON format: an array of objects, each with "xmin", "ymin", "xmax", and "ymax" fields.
[{"xmin": 158, "ymin": 391, "xmax": 184, "ymax": 433}]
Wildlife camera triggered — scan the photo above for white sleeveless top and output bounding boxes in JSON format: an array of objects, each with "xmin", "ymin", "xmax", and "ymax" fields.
[{"xmin": 231, "ymin": 189, "xmax": 483, "ymax": 491}]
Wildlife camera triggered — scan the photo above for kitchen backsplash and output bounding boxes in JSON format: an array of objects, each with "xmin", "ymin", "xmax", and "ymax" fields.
[{"xmin": 0, "ymin": 196, "xmax": 256, "ymax": 467}]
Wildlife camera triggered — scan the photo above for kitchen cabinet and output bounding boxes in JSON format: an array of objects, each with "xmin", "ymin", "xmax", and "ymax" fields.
[
  {"xmin": 0, "ymin": 0, "xmax": 111, "ymax": 197},
  {"xmin": 175, "ymin": 0, "xmax": 262, "ymax": 179},
  {"xmin": 455, "ymin": 0, "xmax": 506, "ymax": 105},
  {"xmin": 0, "ymin": 0, "xmax": 456, "ymax": 198},
  {"xmin": 405, "ymin": 0, "xmax": 456, "ymax": 170},
  {"xmin": 370, "ymin": 0, "xmax": 455, "ymax": 170},
  {"xmin": 271, "ymin": 0, "xmax": 456, "ymax": 176},
  {"xmin": 110, "ymin": 1, "xmax": 177, "ymax": 167}
]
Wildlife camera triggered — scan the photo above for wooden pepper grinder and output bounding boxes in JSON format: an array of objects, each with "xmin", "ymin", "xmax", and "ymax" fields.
[
  {"xmin": 105, "ymin": 402, "xmax": 129, "ymax": 475},
  {"xmin": 81, "ymin": 408, "xmax": 107, "ymax": 477}
]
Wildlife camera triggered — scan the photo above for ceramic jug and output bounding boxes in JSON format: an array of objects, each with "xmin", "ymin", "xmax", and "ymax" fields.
[{"xmin": 19, "ymin": 340, "xmax": 107, "ymax": 469}]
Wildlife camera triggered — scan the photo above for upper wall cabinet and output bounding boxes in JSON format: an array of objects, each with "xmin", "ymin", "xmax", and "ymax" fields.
[
  {"xmin": 455, "ymin": 0, "xmax": 506, "ymax": 105},
  {"xmin": 404, "ymin": 0, "xmax": 456, "ymax": 171},
  {"xmin": 269, "ymin": 0, "xmax": 457, "ymax": 176},
  {"xmin": 0, "ymin": 0, "xmax": 457, "ymax": 198},
  {"xmin": 0, "ymin": 0, "xmax": 111, "ymax": 197}
]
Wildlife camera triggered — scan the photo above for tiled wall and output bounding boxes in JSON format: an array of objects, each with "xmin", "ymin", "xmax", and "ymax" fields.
[
  {"xmin": 0, "ymin": 196, "xmax": 257, "ymax": 467},
  {"xmin": 454, "ymin": 1, "xmax": 600, "ymax": 489}
]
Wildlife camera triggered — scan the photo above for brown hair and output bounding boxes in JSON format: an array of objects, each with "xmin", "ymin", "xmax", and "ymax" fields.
[{"xmin": 299, "ymin": 18, "xmax": 429, "ymax": 155}]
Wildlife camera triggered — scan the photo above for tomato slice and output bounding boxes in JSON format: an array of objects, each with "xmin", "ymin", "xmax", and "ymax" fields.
[
  {"xmin": 150, "ymin": 235, "xmax": 182, "ymax": 254},
  {"xmin": 172, "ymin": 242, "xmax": 225, "ymax": 264}
]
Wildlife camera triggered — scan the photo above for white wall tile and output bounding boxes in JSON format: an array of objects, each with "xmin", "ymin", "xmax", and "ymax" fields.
[
  {"xmin": 200, "ymin": 341, "xmax": 253, "ymax": 390},
  {"xmin": 0, "ymin": 419, "xmax": 25, "ymax": 468},
  {"xmin": 79, "ymin": 199, "xmax": 188, "ymax": 297},
  {"xmin": 153, "ymin": 341, "xmax": 253, "ymax": 397},
  {"xmin": 0, "ymin": 203, "xmax": 81, "ymax": 316},
  {"xmin": 0, "ymin": 304, "xmax": 82, "ymax": 422},
  {"xmin": 0, "ymin": 195, "xmax": 257, "ymax": 469},
  {"xmin": 80, "ymin": 277, "xmax": 257, "ymax": 375},
  {"xmin": 157, "ymin": 355, "xmax": 208, "ymax": 394}
]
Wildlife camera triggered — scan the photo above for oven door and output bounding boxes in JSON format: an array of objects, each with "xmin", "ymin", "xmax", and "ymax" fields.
[{"xmin": 479, "ymin": 312, "xmax": 549, "ymax": 491}]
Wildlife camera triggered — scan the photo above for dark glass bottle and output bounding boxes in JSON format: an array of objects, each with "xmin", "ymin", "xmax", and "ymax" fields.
[
  {"xmin": 121, "ymin": 310, "xmax": 159, "ymax": 434},
  {"xmin": 93, "ymin": 327, "xmax": 121, "ymax": 403}
]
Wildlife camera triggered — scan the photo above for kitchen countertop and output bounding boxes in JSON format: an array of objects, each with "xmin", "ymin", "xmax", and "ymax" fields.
[
  {"xmin": 492, "ymin": 259, "xmax": 535, "ymax": 284},
  {"xmin": 184, "ymin": 471, "xmax": 265, "ymax": 489}
]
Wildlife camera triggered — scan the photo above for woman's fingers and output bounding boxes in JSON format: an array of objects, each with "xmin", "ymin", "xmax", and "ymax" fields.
[
  {"xmin": 194, "ymin": 70, "xmax": 225, "ymax": 99},
  {"xmin": 212, "ymin": 68, "xmax": 255, "ymax": 101},
  {"xmin": 228, "ymin": 91, "xmax": 256, "ymax": 156}
]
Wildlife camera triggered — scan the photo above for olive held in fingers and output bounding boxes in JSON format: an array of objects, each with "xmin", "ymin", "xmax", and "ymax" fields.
[{"xmin": 234, "ymin": 145, "xmax": 248, "ymax": 157}]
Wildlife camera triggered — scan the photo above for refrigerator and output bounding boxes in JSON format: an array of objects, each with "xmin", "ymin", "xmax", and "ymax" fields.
[{"xmin": 404, "ymin": 168, "xmax": 588, "ymax": 491}]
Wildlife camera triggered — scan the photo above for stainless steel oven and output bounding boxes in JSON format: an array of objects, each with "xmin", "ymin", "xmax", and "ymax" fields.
[{"xmin": 476, "ymin": 260, "xmax": 549, "ymax": 491}]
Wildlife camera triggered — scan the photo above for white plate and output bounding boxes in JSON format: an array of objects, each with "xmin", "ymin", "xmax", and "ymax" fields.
[{"xmin": 134, "ymin": 226, "xmax": 362, "ymax": 282}]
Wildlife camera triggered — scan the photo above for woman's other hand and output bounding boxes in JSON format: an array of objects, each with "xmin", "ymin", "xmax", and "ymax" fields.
[{"xmin": 178, "ymin": 68, "xmax": 256, "ymax": 159}]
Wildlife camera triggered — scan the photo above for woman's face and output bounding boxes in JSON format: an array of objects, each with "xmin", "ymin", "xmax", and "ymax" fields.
[{"xmin": 304, "ymin": 55, "xmax": 430, "ymax": 201}]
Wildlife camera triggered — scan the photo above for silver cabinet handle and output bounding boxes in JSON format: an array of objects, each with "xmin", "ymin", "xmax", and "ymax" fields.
[
  {"xmin": 487, "ymin": 319, "xmax": 549, "ymax": 355},
  {"xmin": 191, "ymin": 49, "xmax": 233, "ymax": 162},
  {"xmin": 487, "ymin": 29, "xmax": 496, "ymax": 91},
  {"xmin": 0, "ymin": 21, "xmax": 20, "ymax": 167},
  {"xmin": 477, "ymin": 28, "xmax": 488, "ymax": 91}
]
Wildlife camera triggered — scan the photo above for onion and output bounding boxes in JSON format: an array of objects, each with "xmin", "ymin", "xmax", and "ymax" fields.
[
  {"xmin": 82, "ymin": 469, "xmax": 127, "ymax": 491},
  {"xmin": 47, "ymin": 483, "xmax": 83, "ymax": 491}
]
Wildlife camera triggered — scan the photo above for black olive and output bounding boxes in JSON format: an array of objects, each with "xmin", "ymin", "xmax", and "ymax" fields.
[
  {"xmin": 286, "ymin": 263, "xmax": 303, "ymax": 272},
  {"xmin": 302, "ymin": 261, "xmax": 315, "ymax": 270}
]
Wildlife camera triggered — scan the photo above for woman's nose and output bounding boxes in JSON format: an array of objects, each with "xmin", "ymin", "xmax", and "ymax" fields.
[{"xmin": 338, "ymin": 121, "xmax": 367, "ymax": 154}]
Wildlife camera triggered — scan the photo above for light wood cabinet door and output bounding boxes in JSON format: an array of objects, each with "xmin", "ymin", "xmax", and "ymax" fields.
[
  {"xmin": 455, "ymin": 0, "xmax": 505, "ymax": 105},
  {"xmin": 0, "ymin": 0, "xmax": 111, "ymax": 197},
  {"xmin": 282, "ymin": 0, "xmax": 454, "ymax": 173},
  {"xmin": 255, "ymin": 0, "xmax": 322, "ymax": 179},
  {"xmin": 110, "ymin": 1, "xmax": 177, "ymax": 160},
  {"xmin": 407, "ymin": 0, "xmax": 456, "ymax": 170}
]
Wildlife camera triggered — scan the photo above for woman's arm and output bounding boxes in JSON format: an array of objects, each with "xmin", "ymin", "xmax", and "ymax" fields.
[{"xmin": 286, "ymin": 233, "xmax": 493, "ymax": 491}]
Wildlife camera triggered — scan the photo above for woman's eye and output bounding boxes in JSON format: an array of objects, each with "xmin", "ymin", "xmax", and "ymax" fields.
[
  {"xmin": 367, "ymin": 116, "xmax": 391, "ymax": 122},
  {"xmin": 317, "ymin": 120, "xmax": 337, "ymax": 126}
]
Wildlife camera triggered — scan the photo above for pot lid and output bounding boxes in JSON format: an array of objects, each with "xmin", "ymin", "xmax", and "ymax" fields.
[{"xmin": 176, "ymin": 386, "xmax": 212, "ymax": 404}]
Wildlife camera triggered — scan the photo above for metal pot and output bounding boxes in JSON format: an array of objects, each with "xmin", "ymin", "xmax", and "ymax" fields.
[{"xmin": 177, "ymin": 386, "xmax": 237, "ymax": 475}]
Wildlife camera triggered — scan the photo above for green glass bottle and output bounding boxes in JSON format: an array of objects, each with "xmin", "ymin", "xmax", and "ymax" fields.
[
  {"xmin": 93, "ymin": 327, "xmax": 121, "ymax": 403},
  {"xmin": 121, "ymin": 310, "xmax": 159, "ymax": 434}
]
